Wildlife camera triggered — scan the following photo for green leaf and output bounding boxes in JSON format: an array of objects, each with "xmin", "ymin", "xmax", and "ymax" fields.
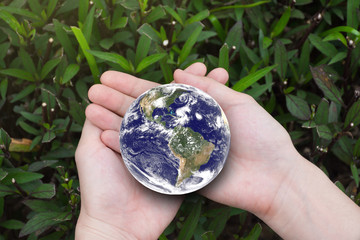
[
  {"xmin": 10, "ymin": 84, "xmax": 36, "ymax": 103},
  {"xmin": 71, "ymin": 26, "xmax": 100, "ymax": 83},
  {"xmin": 0, "ymin": 197, "xmax": 3, "ymax": 217},
  {"xmin": 0, "ymin": 9, "xmax": 22, "ymax": 33},
  {"xmin": 47, "ymin": 0, "xmax": 58, "ymax": 17},
  {"xmin": 246, "ymin": 82, "xmax": 272, "ymax": 99},
  {"xmin": 328, "ymin": 101, "xmax": 339, "ymax": 123},
  {"xmin": 19, "ymin": 212, "xmax": 71, "ymax": 237},
  {"xmin": 271, "ymin": 6, "xmax": 291, "ymax": 38},
  {"xmin": 145, "ymin": 6, "xmax": 166, "ymax": 23},
  {"xmin": 0, "ymin": 219, "xmax": 24, "ymax": 230},
  {"xmin": 344, "ymin": 100, "xmax": 360, "ymax": 128},
  {"xmin": 23, "ymin": 199, "xmax": 60, "ymax": 212},
  {"xmin": 351, "ymin": 162, "xmax": 359, "ymax": 187},
  {"xmin": 42, "ymin": 131, "xmax": 56, "ymax": 143},
  {"xmin": 285, "ymin": 94, "xmax": 311, "ymax": 120},
  {"xmin": 316, "ymin": 125, "xmax": 333, "ymax": 140},
  {"xmin": 135, "ymin": 35, "xmax": 152, "ymax": 66},
  {"xmin": 0, "ymin": 184, "xmax": 15, "ymax": 197},
  {"xmin": 136, "ymin": 53, "xmax": 167, "ymax": 73},
  {"xmin": 118, "ymin": 0, "xmax": 139, "ymax": 10},
  {"xmin": 2, "ymin": 169, "xmax": 43, "ymax": 185},
  {"xmin": 61, "ymin": 64, "xmax": 80, "ymax": 84},
  {"xmin": 315, "ymin": 98, "xmax": 329, "ymax": 125},
  {"xmin": 302, "ymin": 120, "xmax": 316, "ymax": 129},
  {"xmin": 354, "ymin": 138, "xmax": 360, "ymax": 157},
  {"xmin": 163, "ymin": 6, "xmax": 183, "ymax": 25},
  {"xmin": 69, "ymin": 100, "xmax": 85, "ymax": 125},
  {"xmin": 274, "ymin": 40, "xmax": 288, "ymax": 80},
  {"xmin": 0, "ymin": 69, "xmax": 34, "ymax": 82},
  {"xmin": 28, "ymin": 160, "xmax": 58, "ymax": 172},
  {"xmin": 78, "ymin": 0, "xmax": 89, "ymax": 23},
  {"xmin": 201, "ymin": 232, "xmax": 216, "ymax": 240},
  {"xmin": 30, "ymin": 183, "xmax": 55, "ymax": 199},
  {"xmin": 137, "ymin": 23, "xmax": 161, "ymax": 43},
  {"xmin": 225, "ymin": 21, "xmax": 243, "ymax": 51},
  {"xmin": 99, "ymin": 38, "xmax": 114, "ymax": 50},
  {"xmin": 0, "ymin": 169, "xmax": 7, "ymax": 182},
  {"xmin": 232, "ymin": 65, "xmax": 276, "ymax": 92},
  {"xmin": 83, "ymin": 5, "xmax": 96, "ymax": 43},
  {"xmin": 323, "ymin": 31, "xmax": 348, "ymax": 47},
  {"xmin": 321, "ymin": 26, "xmax": 360, "ymax": 37},
  {"xmin": 310, "ymin": 65, "xmax": 344, "ymax": 105},
  {"xmin": 20, "ymin": 111, "xmax": 42, "ymax": 124},
  {"xmin": 347, "ymin": 0, "xmax": 360, "ymax": 29},
  {"xmin": 210, "ymin": 1, "xmax": 270, "ymax": 13},
  {"xmin": 208, "ymin": 207, "xmax": 231, "ymax": 237},
  {"xmin": 28, "ymin": 0, "xmax": 42, "ymax": 15},
  {"xmin": 160, "ymin": 56, "xmax": 172, "ymax": 84},
  {"xmin": 328, "ymin": 51, "xmax": 347, "ymax": 65},
  {"xmin": 0, "ymin": 128, "xmax": 11, "ymax": 150},
  {"xmin": 19, "ymin": 48, "xmax": 37, "ymax": 76},
  {"xmin": 18, "ymin": 121, "xmax": 40, "ymax": 135},
  {"xmin": 308, "ymin": 34, "xmax": 337, "ymax": 57},
  {"xmin": 219, "ymin": 43, "xmax": 229, "ymax": 71},
  {"xmin": 335, "ymin": 180, "xmax": 346, "ymax": 192},
  {"xmin": 0, "ymin": 6, "xmax": 41, "ymax": 21},
  {"xmin": 53, "ymin": 19, "xmax": 76, "ymax": 60},
  {"xmin": 178, "ymin": 25, "xmax": 203, "ymax": 65},
  {"xmin": 0, "ymin": 79, "xmax": 8, "ymax": 99},
  {"xmin": 88, "ymin": 50, "xmax": 132, "ymax": 72},
  {"xmin": 185, "ymin": 9, "xmax": 209, "ymax": 25},
  {"xmin": 299, "ymin": 39, "xmax": 310, "ymax": 75},
  {"xmin": 40, "ymin": 58, "xmax": 61, "ymax": 80},
  {"xmin": 177, "ymin": 197, "xmax": 202, "ymax": 240},
  {"xmin": 243, "ymin": 223, "xmax": 262, "ymax": 240},
  {"xmin": 208, "ymin": 14, "xmax": 226, "ymax": 42}
]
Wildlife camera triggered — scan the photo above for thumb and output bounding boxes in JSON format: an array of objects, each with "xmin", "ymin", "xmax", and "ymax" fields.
[{"xmin": 173, "ymin": 69, "xmax": 249, "ymax": 110}]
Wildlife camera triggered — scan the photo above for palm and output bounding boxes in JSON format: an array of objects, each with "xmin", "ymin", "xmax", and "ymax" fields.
[
  {"xmin": 172, "ymin": 68, "xmax": 297, "ymax": 217},
  {"xmin": 202, "ymin": 99, "xmax": 296, "ymax": 215},
  {"xmin": 76, "ymin": 120, "xmax": 181, "ymax": 239},
  {"xmin": 77, "ymin": 63, "xmax": 228, "ymax": 239}
]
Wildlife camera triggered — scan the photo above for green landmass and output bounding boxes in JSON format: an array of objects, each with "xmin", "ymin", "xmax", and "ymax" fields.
[
  {"xmin": 169, "ymin": 126, "xmax": 215, "ymax": 186},
  {"xmin": 139, "ymin": 88, "xmax": 186, "ymax": 122}
]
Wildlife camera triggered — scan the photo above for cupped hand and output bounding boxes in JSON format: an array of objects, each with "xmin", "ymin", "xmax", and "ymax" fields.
[
  {"xmin": 173, "ymin": 69, "xmax": 301, "ymax": 219},
  {"xmin": 75, "ymin": 63, "xmax": 228, "ymax": 239}
]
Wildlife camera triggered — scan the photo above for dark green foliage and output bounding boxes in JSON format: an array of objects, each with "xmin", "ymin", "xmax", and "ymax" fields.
[{"xmin": 0, "ymin": 0, "xmax": 359, "ymax": 239}]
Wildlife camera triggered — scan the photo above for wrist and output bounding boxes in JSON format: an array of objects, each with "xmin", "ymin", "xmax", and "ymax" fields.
[
  {"xmin": 75, "ymin": 212, "xmax": 137, "ymax": 240},
  {"xmin": 259, "ymin": 153, "xmax": 360, "ymax": 240}
]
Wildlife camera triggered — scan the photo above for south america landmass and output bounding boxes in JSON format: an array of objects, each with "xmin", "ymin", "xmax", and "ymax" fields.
[{"xmin": 169, "ymin": 126, "xmax": 215, "ymax": 186}]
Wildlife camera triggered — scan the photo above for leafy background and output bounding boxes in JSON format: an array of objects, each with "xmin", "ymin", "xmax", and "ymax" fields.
[{"xmin": 0, "ymin": 0, "xmax": 360, "ymax": 239}]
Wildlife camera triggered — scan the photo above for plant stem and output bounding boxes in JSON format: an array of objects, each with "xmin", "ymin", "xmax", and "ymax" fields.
[
  {"xmin": 291, "ymin": 10, "xmax": 324, "ymax": 51},
  {"xmin": 12, "ymin": 178, "xmax": 28, "ymax": 197}
]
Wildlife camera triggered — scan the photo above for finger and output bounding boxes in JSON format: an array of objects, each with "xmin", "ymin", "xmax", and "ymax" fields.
[
  {"xmin": 100, "ymin": 71, "xmax": 160, "ymax": 98},
  {"xmin": 173, "ymin": 69, "xmax": 252, "ymax": 111},
  {"xmin": 85, "ymin": 104, "xmax": 122, "ymax": 131},
  {"xmin": 75, "ymin": 120, "xmax": 104, "ymax": 167},
  {"xmin": 184, "ymin": 62, "xmax": 207, "ymax": 76},
  {"xmin": 101, "ymin": 129, "xmax": 121, "ymax": 154},
  {"xmin": 207, "ymin": 68, "xmax": 229, "ymax": 84},
  {"xmin": 88, "ymin": 84, "xmax": 135, "ymax": 117}
]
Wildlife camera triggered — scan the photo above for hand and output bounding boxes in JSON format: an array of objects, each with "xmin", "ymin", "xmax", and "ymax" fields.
[
  {"xmin": 173, "ymin": 69, "xmax": 360, "ymax": 240},
  {"xmin": 173, "ymin": 68, "xmax": 298, "ymax": 215},
  {"xmin": 75, "ymin": 63, "xmax": 228, "ymax": 239}
]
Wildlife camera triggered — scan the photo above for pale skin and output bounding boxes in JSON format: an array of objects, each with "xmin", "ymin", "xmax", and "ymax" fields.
[{"xmin": 75, "ymin": 62, "xmax": 360, "ymax": 240}]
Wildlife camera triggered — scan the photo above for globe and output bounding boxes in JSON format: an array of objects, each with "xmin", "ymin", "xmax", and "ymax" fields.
[{"xmin": 119, "ymin": 83, "xmax": 230, "ymax": 195}]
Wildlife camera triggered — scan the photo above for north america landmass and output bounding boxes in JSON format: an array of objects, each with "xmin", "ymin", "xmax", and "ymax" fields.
[{"xmin": 139, "ymin": 87, "xmax": 215, "ymax": 186}]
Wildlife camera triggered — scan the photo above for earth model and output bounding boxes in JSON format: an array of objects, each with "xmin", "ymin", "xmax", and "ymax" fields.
[{"xmin": 120, "ymin": 83, "xmax": 230, "ymax": 195}]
